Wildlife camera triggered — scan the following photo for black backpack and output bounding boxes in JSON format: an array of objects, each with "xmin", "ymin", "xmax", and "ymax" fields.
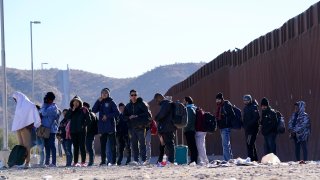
[
  {"xmin": 276, "ymin": 111, "xmax": 286, "ymax": 134},
  {"xmin": 230, "ymin": 105, "xmax": 242, "ymax": 129},
  {"xmin": 203, "ymin": 112, "xmax": 217, "ymax": 133},
  {"xmin": 8, "ymin": 145, "xmax": 27, "ymax": 168},
  {"xmin": 172, "ymin": 102, "xmax": 188, "ymax": 128}
]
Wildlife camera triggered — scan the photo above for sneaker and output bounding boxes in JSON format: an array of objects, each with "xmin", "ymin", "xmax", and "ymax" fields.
[
  {"xmin": 189, "ymin": 162, "xmax": 197, "ymax": 166},
  {"xmin": 99, "ymin": 162, "xmax": 106, "ymax": 166},
  {"xmin": 157, "ymin": 162, "xmax": 165, "ymax": 167},
  {"xmin": 81, "ymin": 163, "xmax": 87, "ymax": 167},
  {"xmin": 88, "ymin": 162, "xmax": 93, "ymax": 166},
  {"xmin": 129, "ymin": 161, "xmax": 139, "ymax": 166},
  {"xmin": 142, "ymin": 161, "xmax": 150, "ymax": 166},
  {"xmin": 48, "ymin": 164, "xmax": 57, "ymax": 168},
  {"xmin": 73, "ymin": 163, "xmax": 81, "ymax": 167},
  {"xmin": 107, "ymin": 163, "xmax": 112, "ymax": 166}
]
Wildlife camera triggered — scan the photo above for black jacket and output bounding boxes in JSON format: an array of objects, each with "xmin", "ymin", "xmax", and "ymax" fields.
[
  {"xmin": 87, "ymin": 110, "xmax": 98, "ymax": 136},
  {"xmin": 155, "ymin": 100, "xmax": 176, "ymax": 133},
  {"xmin": 124, "ymin": 97, "xmax": 151, "ymax": 129},
  {"xmin": 217, "ymin": 100, "xmax": 235, "ymax": 129},
  {"xmin": 242, "ymin": 102, "xmax": 260, "ymax": 134},
  {"xmin": 261, "ymin": 107, "xmax": 278, "ymax": 136},
  {"xmin": 66, "ymin": 107, "xmax": 90, "ymax": 134},
  {"xmin": 116, "ymin": 113, "xmax": 129, "ymax": 136}
]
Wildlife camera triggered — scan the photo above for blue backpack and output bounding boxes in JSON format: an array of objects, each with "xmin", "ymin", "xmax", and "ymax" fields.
[{"xmin": 230, "ymin": 105, "xmax": 242, "ymax": 129}]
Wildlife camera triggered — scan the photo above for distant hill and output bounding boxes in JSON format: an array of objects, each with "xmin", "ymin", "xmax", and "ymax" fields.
[{"xmin": 0, "ymin": 62, "xmax": 205, "ymax": 128}]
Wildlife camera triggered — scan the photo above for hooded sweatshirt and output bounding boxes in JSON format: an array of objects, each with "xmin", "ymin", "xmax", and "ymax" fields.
[
  {"xmin": 66, "ymin": 96, "xmax": 91, "ymax": 133},
  {"xmin": 12, "ymin": 91, "xmax": 41, "ymax": 131},
  {"xmin": 288, "ymin": 101, "xmax": 311, "ymax": 142},
  {"xmin": 184, "ymin": 104, "xmax": 197, "ymax": 132}
]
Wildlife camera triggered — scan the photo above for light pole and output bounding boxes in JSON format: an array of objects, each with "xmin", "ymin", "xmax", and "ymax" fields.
[
  {"xmin": 30, "ymin": 20, "xmax": 41, "ymax": 101},
  {"xmin": 41, "ymin": 62, "xmax": 48, "ymax": 70},
  {"xmin": 0, "ymin": 0, "xmax": 8, "ymax": 150}
]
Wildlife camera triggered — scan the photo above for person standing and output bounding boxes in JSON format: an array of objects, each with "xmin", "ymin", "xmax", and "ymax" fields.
[
  {"xmin": 288, "ymin": 101, "xmax": 311, "ymax": 161},
  {"xmin": 215, "ymin": 92, "xmax": 235, "ymax": 161},
  {"xmin": 116, "ymin": 103, "xmax": 131, "ymax": 165},
  {"xmin": 66, "ymin": 96, "xmax": 90, "ymax": 167},
  {"xmin": 35, "ymin": 105, "xmax": 45, "ymax": 167},
  {"xmin": 242, "ymin": 95, "xmax": 260, "ymax": 161},
  {"xmin": 154, "ymin": 93, "xmax": 176, "ymax": 164},
  {"xmin": 83, "ymin": 102, "xmax": 98, "ymax": 166},
  {"xmin": 40, "ymin": 92, "xmax": 60, "ymax": 167},
  {"xmin": 92, "ymin": 88, "xmax": 119, "ymax": 166},
  {"xmin": 12, "ymin": 91, "xmax": 41, "ymax": 168},
  {"xmin": 183, "ymin": 96, "xmax": 198, "ymax": 165},
  {"xmin": 58, "ymin": 109, "xmax": 73, "ymax": 167},
  {"xmin": 260, "ymin": 97, "xmax": 278, "ymax": 155},
  {"xmin": 124, "ymin": 89, "xmax": 151, "ymax": 165}
]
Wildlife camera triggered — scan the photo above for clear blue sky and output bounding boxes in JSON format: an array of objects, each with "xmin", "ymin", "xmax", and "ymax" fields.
[{"xmin": 3, "ymin": 0, "xmax": 319, "ymax": 78}]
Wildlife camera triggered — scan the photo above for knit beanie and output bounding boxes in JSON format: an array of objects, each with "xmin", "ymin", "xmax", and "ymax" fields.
[
  {"xmin": 216, "ymin": 92, "xmax": 224, "ymax": 100},
  {"xmin": 261, "ymin": 97, "xmax": 269, "ymax": 107}
]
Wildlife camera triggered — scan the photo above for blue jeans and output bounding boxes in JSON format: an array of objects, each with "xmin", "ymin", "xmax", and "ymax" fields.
[
  {"xmin": 145, "ymin": 129, "xmax": 151, "ymax": 161},
  {"xmin": 44, "ymin": 133, "xmax": 56, "ymax": 165},
  {"xmin": 36, "ymin": 136, "xmax": 45, "ymax": 165},
  {"xmin": 264, "ymin": 133, "xmax": 277, "ymax": 155},
  {"xmin": 294, "ymin": 138, "xmax": 308, "ymax": 161},
  {"xmin": 86, "ymin": 135, "xmax": 95, "ymax": 165},
  {"xmin": 129, "ymin": 128, "xmax": 147, "ymax": 162},
  {"xmin": 220, "ymin": 128, "xmax": 233, "ymax": 161},
  {"xmin": 62, "ymin": 139, "xmax": 73, "ymax": 166}
]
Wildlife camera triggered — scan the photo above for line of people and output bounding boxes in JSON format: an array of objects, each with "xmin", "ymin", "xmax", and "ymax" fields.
[{"xmin": 11, "ymin": 90, "xmax": 311, "ymax": 169}]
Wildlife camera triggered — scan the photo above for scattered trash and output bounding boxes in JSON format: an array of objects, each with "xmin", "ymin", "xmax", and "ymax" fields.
[
  {"xmin": 261, "ymin": 153, "xmax": 281, "ymax": 165},
  {"xmin": 42, "ymin": 175, "xmax": 53, "ymax": 180}
]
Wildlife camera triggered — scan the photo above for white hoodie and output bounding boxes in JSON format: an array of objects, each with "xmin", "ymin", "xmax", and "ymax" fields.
[{"xmin": 12, "ymin": 91, "xmax": 41, "ymax": 131}]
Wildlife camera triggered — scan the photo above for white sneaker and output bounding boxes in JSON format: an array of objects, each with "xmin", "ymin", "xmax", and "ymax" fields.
[
  {"xmin": 129, "ymin": 161, "xmax": 139, "ymax": 166},
  {"xmin": 142, "ymin": 161, "xmax": 150, "ymax": 166}
]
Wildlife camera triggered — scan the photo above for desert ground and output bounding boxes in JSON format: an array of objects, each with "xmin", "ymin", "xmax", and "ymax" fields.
[{"xmin": 0, "ymin": 157, "xmax": 320, "ymax": 180}]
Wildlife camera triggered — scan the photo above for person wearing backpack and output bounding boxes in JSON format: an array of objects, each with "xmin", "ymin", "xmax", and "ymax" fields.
[
  {"xmin": 66, "ymin": 96, "xmax": 91, "ymax": 167},
  {"xmin": 124, "ymin": 89, "xmax": 151, "ymax": 165},
  {"xmin": 288, "ymin": 101, "xmax": 311, "ymax": 161},
  {"xmin": 154, "ymin": 93, "xmax": 176, "ymax": 164},
  {"xmin": 260, "ymin": 97, "xmax": 278, "ymax": 155},
  {"xmin": 57, "ymin": 109, "xmax": 73, "ymax": 167},
  {"xmin": 40, "ymin": 92, "xmax": 60, "ymax": 167},
  {"xmin": 116, "ymin": 103, "xmax": 131, "ymax": 165},
  {"xmin": 12, "ymin": 91, "xmax": 41, "ymax": 168},
  {"xmin": 83, "ymin": 102, "xmax": 98, "ymax": 166},
  {"xmin": 183, "ymin": 96, "xmax": 198, "ymax": 165},
  {"xmin": 92, "ymin": 88, "xmax": 119, "ymax": 166},
  {"xmin": 215, "ymin": 92, "xmax": 235, "ymax": 161},
  {"xmin": 242, "ymin": 95, "xmax": 260, "ymax": 161}
]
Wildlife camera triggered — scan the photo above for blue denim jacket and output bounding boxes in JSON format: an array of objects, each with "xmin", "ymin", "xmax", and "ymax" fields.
[{"xmin": 40, "ymin": 103, "xmax": 60, "ymax": 133}]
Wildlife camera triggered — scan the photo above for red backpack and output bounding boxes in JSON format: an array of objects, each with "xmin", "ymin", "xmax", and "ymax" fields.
[
  {"xmin": 150, "ymin": 119, "xmax": 158, "ymax": 135},
  {"xmin": 195, "ymin": 107, "xmax": 206, "ymax": 132}
]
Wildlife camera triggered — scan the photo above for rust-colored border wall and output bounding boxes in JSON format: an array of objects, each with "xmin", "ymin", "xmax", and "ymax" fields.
[{"xmin": 150, "ymin": 2, "xmax": 320, "ymax": 161}]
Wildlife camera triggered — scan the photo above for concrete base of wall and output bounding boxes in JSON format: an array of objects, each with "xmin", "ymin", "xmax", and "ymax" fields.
[{"xmin": 0, "ymin": 150, "xmax": 11, "ymax": 167}]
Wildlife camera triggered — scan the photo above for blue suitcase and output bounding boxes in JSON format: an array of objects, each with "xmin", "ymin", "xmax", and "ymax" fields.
[
  {"xmin": 175, "ymin": 145, "xmax": 188, "ymax": 165},
  {"xmin": 175, "ymin": 130, "xmax": 188, "ymax": 165}
]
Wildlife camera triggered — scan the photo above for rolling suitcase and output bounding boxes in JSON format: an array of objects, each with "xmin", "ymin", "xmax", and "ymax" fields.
[{"xmin": 175, "ymin": 129, "xmax": 188, "ymax": 165}]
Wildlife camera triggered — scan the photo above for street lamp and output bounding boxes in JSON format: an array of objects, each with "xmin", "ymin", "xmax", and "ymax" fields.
[
  {"xmin": 0, "ymin": 0, "xmax": 8, "ymax": 150},
  {"xmin": 30, "ymin": 20, "xmax": 41, "ymax": 101},
  {"xmin": 41, "ymin": 62, "xmax": 48, "ymax": 70}
]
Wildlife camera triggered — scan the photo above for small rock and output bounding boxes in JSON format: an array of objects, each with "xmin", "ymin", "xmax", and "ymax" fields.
[{"xmin": 72, "ymin": 169, "xmax": 77, "ymax": 173}]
